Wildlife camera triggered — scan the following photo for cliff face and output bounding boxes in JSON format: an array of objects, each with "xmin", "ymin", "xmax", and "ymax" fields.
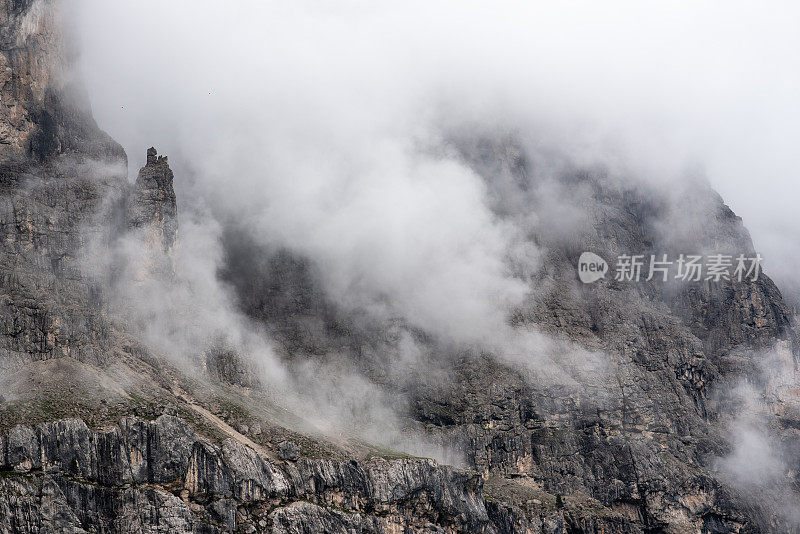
[
  {"xmin": 401, "ymin": 142, "xmax": 800, "ymax": 532},
  {"xmin": 0, "ymin": 0, "xmax": 64, "ymax": 155},
  {"xmin": 0, "ymin": 0, "xmax": 123, "ymax": 162},
  {"xmin": 0, "ymin": 0, "xmax": 127, "ymax": 375},
  {"xmin": 0, "ymin": 417, "xmax": 493, "ymax": 533},
  {"xmin": 1, "ymin": 2, "xmax": 799, "ymax": 533}
]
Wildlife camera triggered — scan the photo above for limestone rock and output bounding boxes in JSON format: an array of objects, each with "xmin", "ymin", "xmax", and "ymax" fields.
[
  {"xmin": 0, "ymin": 416, "xmax": 496, "ymax": 533},
  {"xmin": 127, "ymin": 147, "xmax": 177, "ymax": 252}
]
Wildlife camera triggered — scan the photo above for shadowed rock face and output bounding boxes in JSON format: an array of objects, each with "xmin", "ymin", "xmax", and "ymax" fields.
[
  {"xmin": 0, "ymin": 0, "xmax": 64, "ymax": 155},
  {"xmin": 0, "ymin": 0, "xmax": 129, "ymax": 373},
  {"xmin": 0, "ymin": 0, "xmax": 124, "ymax": 162},
  {"xmin": 1, "ymin": 1, "xmax": 800, "ymax": 533}
]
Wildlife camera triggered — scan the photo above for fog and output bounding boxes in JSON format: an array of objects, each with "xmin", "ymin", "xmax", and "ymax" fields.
[
  {"xmin": 74, "ymin": 1, "xmax": 800, "ymax": 312},
  {"xmin": 68, "ymin": 0, "xmax": 800, "ymax": 519},
  {"xmin": 711, "ymin": 346, "xmax": 800, "ymax": 529}
]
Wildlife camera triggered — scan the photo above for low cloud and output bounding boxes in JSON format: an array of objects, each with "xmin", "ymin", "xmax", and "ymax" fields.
[{"xmin": 67, "ymin": 0, "xmax": 800, "ymax": 506}]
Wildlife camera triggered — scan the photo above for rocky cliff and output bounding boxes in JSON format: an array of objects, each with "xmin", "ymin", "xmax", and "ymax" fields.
[
  {"xmin": 0, "ymin": 416, "xmax": 494, "ymax": 533},
  {"xmin": 1, "ymin": 1, "xmax": 799, "ymax": 533}
]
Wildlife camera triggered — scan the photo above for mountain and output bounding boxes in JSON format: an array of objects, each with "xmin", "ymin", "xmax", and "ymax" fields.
[{"xmin": 1, "ymin": 1, "xmax": 799, "ymax": 532}]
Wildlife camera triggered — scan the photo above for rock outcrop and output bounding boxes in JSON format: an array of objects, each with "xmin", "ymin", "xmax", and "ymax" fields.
[
  {"xmin": 127, "ymin": 147, "xmax": 177, "ymax": 252},
  {"xmin": 0, "ymin": 416, "xmax": 493, "ymax": 533}
]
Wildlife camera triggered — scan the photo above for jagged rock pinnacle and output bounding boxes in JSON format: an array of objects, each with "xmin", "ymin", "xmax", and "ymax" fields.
[{"xmin": 128, "ymin": 147, "xmax": 178, "ymax": 251}]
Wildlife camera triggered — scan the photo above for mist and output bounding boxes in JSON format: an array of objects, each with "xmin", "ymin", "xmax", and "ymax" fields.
[
  {"xmin": 67, "ymin": 0, "xmax": 800, "ymax": 505},
  {"xmin": 75, "ymin": 1, "xmax": 800, "ymax": 306},
  {"xmin": 710, "ymin": 343, "xmax": 800, "ymax": 529}
]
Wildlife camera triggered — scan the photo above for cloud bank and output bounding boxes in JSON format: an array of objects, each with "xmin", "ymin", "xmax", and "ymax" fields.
[{"xmin": 69, "ymin": 0, "xmax": 800, "ymax": 499}]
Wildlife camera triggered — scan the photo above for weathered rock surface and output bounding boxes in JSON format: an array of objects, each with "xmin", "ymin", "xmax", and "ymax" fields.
[
  {"xmin": 0, "ymin": 156, "xmax": 125, "ymax": 373},
  {"xmin": 0, "ymin": 0, "xmax": 128, "ymax": 375},
  {"xmin": 397, "ymin": 138, "xmax": 800, "ymax": 532},
  {"xmin": 127, "ymin": 147, "xmax": 177, "ymax": 252},
  {"xmin": 0, "ymin": 0, "xmax": 124, "ymax": 161},
  {"xmin": 0, "ymin": 416, "xmax": 499, "ymax": 533}
]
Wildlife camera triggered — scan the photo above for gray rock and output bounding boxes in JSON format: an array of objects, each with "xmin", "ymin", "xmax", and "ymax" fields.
[
  {"xmin": 278, "ymin": 440, "xmax": 300, "ymax": 461},
  {"xmin": 127, "ymin": 147, "xmax": 177, "ymax": 251},
  {"xmin": 0, "ymin": 416, "xmax": 497, "ymax": 532}
]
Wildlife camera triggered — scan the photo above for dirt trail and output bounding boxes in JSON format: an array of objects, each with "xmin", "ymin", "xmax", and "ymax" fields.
[{"xmin": 170, "ymin": 382, "xmax": 276, "ymax": 461}]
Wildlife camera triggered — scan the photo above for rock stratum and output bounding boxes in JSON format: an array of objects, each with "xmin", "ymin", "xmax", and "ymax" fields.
[{"xmin": 1, "ymin": 1, "xmax": 799, "ymax": 533}]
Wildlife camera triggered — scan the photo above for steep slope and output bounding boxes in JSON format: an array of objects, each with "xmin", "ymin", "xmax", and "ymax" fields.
[{"xmin": 0, "ymin": 0, "xmax": 126, "ymax": 375}]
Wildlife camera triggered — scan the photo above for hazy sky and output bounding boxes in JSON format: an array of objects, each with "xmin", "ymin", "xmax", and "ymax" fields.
[{"xmin": 74, "ymin": 1, "xmax": 800, "ymax": 300}]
